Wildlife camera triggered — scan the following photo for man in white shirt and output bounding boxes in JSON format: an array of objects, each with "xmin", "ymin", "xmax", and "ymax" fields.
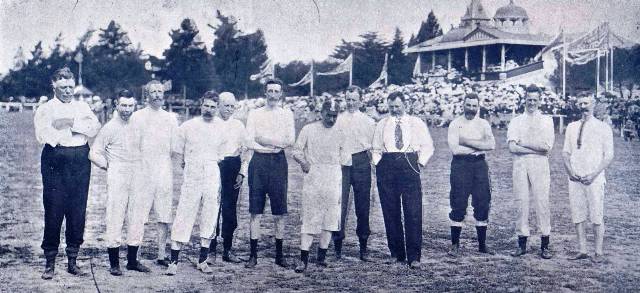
[
  {"xmin": 208, "ymin": 92, "xmax": 247, "ymax": 263},
  {"xmin": 127, "ymin": 80, "xmax": 179, "ymax": 268},
  {"xmin": 244, "ymin": 79, "xmax": 295, "ymax": 269},
  {"xmin": 372, "ymin": 91, "xmax": 434, "ymax": 269},
  {"xmin": 166, "ymin": 92, "xmax": 225, "ymax": 276},
  {"xmin": 332, "ymin": 86, "xmax": 376, "ymax": 261},
  {"xmin": 89, "ymin": 90, "xmax": 151, "ymax": 276},
  {"xmin": 34, "ymin": 67, "xmax": 101, "ymax": 279},
  {"xmin": 507, "ymin": 85, "xmax": 555, "ymax": 259},
  {"xmin": 447, "ymin": 93, "xmax": 496, "ymax": 257},
  {"xmin": 563, "ymin": 95, "xmax": 614, "ymax": 263}
]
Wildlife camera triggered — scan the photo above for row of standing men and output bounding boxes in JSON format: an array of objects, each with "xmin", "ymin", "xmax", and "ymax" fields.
[{"xmin": 35, "ymin": 67, "xmax": 614, "ymax": 280}]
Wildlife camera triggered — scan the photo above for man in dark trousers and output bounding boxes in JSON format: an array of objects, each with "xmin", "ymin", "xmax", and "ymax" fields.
[
  {"xmin": 34, "ymin": 67, "xmax": 101, "ymax": 279},
  {"xmin": 333, "ymin": 86, "xmax": 375, "ymax": 261},
  {"xmin": 372, "ymin": 91, "xmax": 434, "ymax": 269},
  {"xmin": 446, "ymin": 93, "xmax": 496, "ymax": 257}
]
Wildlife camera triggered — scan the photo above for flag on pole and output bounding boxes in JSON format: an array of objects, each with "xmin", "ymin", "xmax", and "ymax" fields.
[
  {"xmin": 369, "ymin": 53, "xmax": 388, "ymax": 89},
  {"xmin": 412, "ymin": 54, "xmax": 422, "ymax": 77},
  {"xmin": 318, "ymin": 54, "xmax": 353, "ymax": 76},
  {"xmin": 564, "ymin": 23, "xmax": 611, "ymax": 65},
  {"xmin": 289, "ymin": 63, "xmax": 313, "ymax": 87},
  {"xmin": 534, "ymin": 28, "xmax": 565, "ymax": 61},
  {"xmin": 250, "ymin": 59, "xmax": 275, "ymax": 83}
]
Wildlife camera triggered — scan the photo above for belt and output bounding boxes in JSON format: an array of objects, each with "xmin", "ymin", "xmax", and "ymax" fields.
[
  {"xmin": 453, "ymin": 154, "xmax": 485, "ymax": 161},
  {"xmin": 47, "ymin": 143, "xmax": 89, "ymax": 149},
  {"xmin": 223, "ymin": 155, "xmax": 241, "ymax": 160},
  {"xmin": 254, "ymin": 150, "xmax": 285, "ymax": 156}
]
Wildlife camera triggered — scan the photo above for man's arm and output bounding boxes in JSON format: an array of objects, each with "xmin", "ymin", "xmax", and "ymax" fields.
[
  {"xmin": 371, "ymin": 118, "xmax": 386, "ymax": 165},
  {"xmin": 292, "ymin": 126, "xmax": 310, "ymax": 173},
  {"xmin": 34, "ymin": 104, "xmax": 63, "ymax": 147},
  {"xmin": 581, "ymin": 126, "xmax": 615, "ymax": 185},
  {"xmin": 88, "ymin": 127, "xmax": 109, "ymax": 170},
  {"xmin": 171, "ymin": 124, "xmax": 187, "ymax": 168},
  {"xmin": 255, "ymin": 110, "xmax": 295, "ymax": 149},
  {"xmin": 71, "ymin": 102, "xmax": 101, "ymax": 138},
  {"xmin": 459, "ymin": 121, "xmax": 495, "ymax": 151},
  {"xmin": 414, "ymin": 118, "xmax": 434, "ymax": 167}
]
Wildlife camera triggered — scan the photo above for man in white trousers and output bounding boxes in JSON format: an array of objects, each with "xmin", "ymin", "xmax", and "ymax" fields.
[
  {"xmin": 166, "ymin": 91, "xmax": 225, "ymax": 275},
  {"xmin": 128, "ymin": 80, "xmax": 179, "ymax": 267},
  {"xmin": 563, "ymin": 95, "xmax": 614, "ymax": 263},
  {"xmin": 292, "ymin": 99, "xmax": 349, "ymax": 273},
  {"xmin": 507, "ymin": 85, "xmax": 555, "ymax": 259},
  {"xmin": 89, "ymin": 90, "xmax": 151, "ymax": 275}
]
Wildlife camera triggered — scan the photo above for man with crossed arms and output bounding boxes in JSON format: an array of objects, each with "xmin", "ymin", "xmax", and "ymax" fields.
[
  {"xmin": 89, "ymin": 90, "xmax": 151, "ymax": 275},
  {"xmin": 507, "ymin": 85, "xmax": 555, "ymax": 259}
]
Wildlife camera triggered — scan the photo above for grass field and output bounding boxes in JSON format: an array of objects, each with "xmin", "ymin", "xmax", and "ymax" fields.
[{"xmin": 1, "ymin": 111, "xmax": 639, "ymax": 292}]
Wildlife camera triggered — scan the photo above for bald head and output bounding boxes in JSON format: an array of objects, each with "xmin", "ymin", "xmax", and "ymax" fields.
[{"xmin": 218, "ymin": 91, "xmax": 237, "ymax": 120}]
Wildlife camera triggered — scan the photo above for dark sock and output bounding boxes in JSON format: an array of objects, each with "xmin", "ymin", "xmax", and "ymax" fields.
[
  {"xmin": 451, "ymin": 226, "xmax": 462, "ymax": 245},
  {"xmin": 541, "ymin": 235, "xmax": 550, "ymax": 250},
  {"xmin": 209, "ymin": 238, "xmax": 217, "ymax": 253},
  {"xmin": 170, "ymin": 249, "xmax": 180, "ymax": 263},
  {"xmin": 518, "ymin": 236, "xmax": 528, "ymax": 249},
  {"xmin": 108, "ymin": 247, "xmax": 119, "ymax": 268},
  {"xmin": 359, "ymin": 238, "xmax": 368, "ymax": 253},
  {"xmin": 317, "ymin": 248, "xmax": 327, "ymax": 262},
  {"xmin": 334, "ymin": 239, "xmax": 343, "ymax": 253},
  {"xmin": 250, "ymin": 239, "xmax": 258, "ymax": 258},
  {"xmin": 223, "ymin": 237, "xmax": 233, "ymax": 252},
  {"xmin": 199, "ymin": 247, "xmax": 209, "ymax": 263},
  {"xmin": 127, "ymin": 245, "xmax": 138, "ymax": 264},
  {"xmin": 275, "ymin": 238, "xmax": 284, "ymax": 259},
  {"xmin": 476, "ymin": 226, "xmax": 487, "ymax": 250},
  {"xmin": 300, "ymin": 250, "xmax": 309, "ymax": 264}
]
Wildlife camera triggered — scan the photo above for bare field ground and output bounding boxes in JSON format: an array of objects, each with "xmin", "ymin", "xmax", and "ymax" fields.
[{"xmin": 1, "ymin": 111, "xmax": 639, "ymax": 292}]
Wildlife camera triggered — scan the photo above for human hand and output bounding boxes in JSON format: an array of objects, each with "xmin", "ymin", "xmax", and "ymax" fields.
[
  {"xmin": 301, "ymin": 161, "xmax": 311, "ymax": 173},
  {"xmin": 52, "ymin": 118, "xmax": 74, "ymax": 130},
  {"xmin": 580, "ymin": 172, "xmax": 598, "ymax": 185},
  {"xmin": 234, "ymin": 174, "xmax": 244, "ymax": 189}
]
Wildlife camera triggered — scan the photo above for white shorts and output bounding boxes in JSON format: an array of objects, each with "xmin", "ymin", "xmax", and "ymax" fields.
[
  {"xmin": 568, "ymin": 176, "xmax": 605, "ymax": 225},
  {"xmin": 300, "ymin": 164, "xmax": 342, "ymax": 235}
]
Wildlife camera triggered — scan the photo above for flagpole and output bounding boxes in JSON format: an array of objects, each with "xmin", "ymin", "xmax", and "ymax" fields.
[
  {"xmin": 310, "ymin": 60, "xmax": 314, "ymax": 98},
  {"xmin": 384, "ymin": 53, "xmax": 388, "ymax": 86},
  {"xmin": 605, "ymin": 50, "xmax": 609, "ymax": 92},
  {"xmin": 349, "ymin": 50, "xmax": 354, "ymax": 87},
  {"xmin": 596, "ymin": 49, "xmax": 600, "ymax": 96},
  {"xmin": 562, "ymin": 29, "xmax": 567, "ymax": 101},
  {"xmin": 610, "ymin": 47, "xmax": 614, "ymax": 91}
]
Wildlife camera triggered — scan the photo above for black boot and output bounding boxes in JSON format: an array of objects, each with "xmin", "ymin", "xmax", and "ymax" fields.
[
  {"xmin": 41, "ymin": 254, "xmax": 56, "ymax": 280},
  {"xmin": 448, "ymin": 226, "xmax": 462, "ymax": 257},
  {"xmin": 359, "ymin": 238, "xmax": 369, "ymax": 262},
  {"xmin": 476, "ymin": 226, "xmax": 494, "ymax": 254},
  {"xmin": 274, "ymin": 238, "xmax": 288, "ymax": 268},
  {"xmin": 126, "ymin": 245, "xmax": 150, "ymax": 272},
  {"xmin": 108, "ymin": 247, "xmax": 122, "ymax": 276},
  {"xmin": 67, "ymin": 256, "xmax": 83, "ymax": 275},
  {"xmin": 208, "ymin": 238, "xmax": 218, "ymax": 263},
  {"xmin": 245, "ymin": 239, "xmax": 258, "ymax": 268},
  {"xmin": 334, "ymin": 239, "xmax": 343, "ymax": 260},
  {"xmin": 317, "ymin": 248, "xmax": 328, "ymax": 267},
  {"xmin": 511, "ymin": 236, "xmax": 527, "ymax": 257},
  {"xmin": 294, "ymin": 250, "xmax": 309, "ymax": 273},
  {"xmin": 540, "ymin": 235, "xmax": 553, "ymax": 259}
]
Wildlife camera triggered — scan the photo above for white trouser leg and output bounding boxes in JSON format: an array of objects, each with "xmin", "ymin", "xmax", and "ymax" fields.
[
  {"xmin": 105, "ymin": 165, "xmax": 132, "ymax": 248},
  {"xmin": 126, "ymin": 168, "xmax": 155, "ymax": 246},
  {"xmin": 171, "ymin": 180, "xmax": 203, "ymax": 243},
  {"xmin": 529, "ymin": 157, "xmax": 551, "ymax": 236},
  {"xmin": 198, "ymin": 170, "xmax": 221, "ymax": 240},
  {"xmin": 513, "ymin": 158, "xmax": 531, "ymax": 237}
]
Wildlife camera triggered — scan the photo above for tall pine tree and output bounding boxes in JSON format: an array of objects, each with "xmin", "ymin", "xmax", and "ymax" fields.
[
  {"xmin": 411, "ymin": 10, "xmax": 443, "ymax": 46},
  {"xmin": 388, "ymin": 27, "xmax": 412, "ymax": 85}
]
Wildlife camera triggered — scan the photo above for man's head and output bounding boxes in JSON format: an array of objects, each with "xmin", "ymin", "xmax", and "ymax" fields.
[
  {"xmin": 264, "ymin": 78, "xmax": 284, "ymax": 105},
  {"xmin": 144, "ymin": 80, "xmax": 165, "ymax": 110},
  {"xmin": 320, "ymin": 99, "xmax": 339, "ymax": 128},
  {"xmin": 463, "ymin": 93, "xmax": 480, "ymax": 118},
  {"xmin": 115, "ymin": 89, "xmax": 136, "ymax": 121},
  {"xmin": 218, "ymin": 91, "xmax": 237, "ymax": 120},
  {"xmin": 345, "ymin": 85, "xmax": 362, "ymax": 112},
  {"xmin": 387, "ymin": 92, "xmax": 406, "ymax": 117},
  {"xmin": 51, "ymin": 67, "xmax": 76, "ymax": 103},
  {"xmin": 525, "ymin": 84, "xmax": 541, "ymax": 114},
  {"xmin": 200, "ymin": 90, "xmax": 219, "ymax": 121},
  {"xmin": 576, "ymin": 94, "xmax": 595, "ymax": 117}
]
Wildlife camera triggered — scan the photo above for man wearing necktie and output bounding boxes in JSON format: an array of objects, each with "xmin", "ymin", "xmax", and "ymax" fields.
[
  {"xmin": 372, "ymin": 92, "xmax": 434, "ymax": 269},
  {"xmin": 34, "ymin": 67, "xmax": 101, "ymax": 279},
  {"xmin": 562, "ymin": 95, "xmax": 614, "ymax": 263},
  {"xmin": 446, "ymin": 93, "xmax": 496, "ymax": 257}
]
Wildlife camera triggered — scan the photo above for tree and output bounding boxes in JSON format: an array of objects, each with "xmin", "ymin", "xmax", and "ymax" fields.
[
  {"xmin": 163, "ymin": 18, "xmax": 217, "ymax": 100},
  {"xmin": 211, "ymin": 10, "xmax": 268, "ymax": 97},
  {"xmin": 412, "ymin": 10, "xmax": 443, "ymax": 46},
  {"xmin": 94, "ymin": 21, "xmax": 132, "ymax": 59},
  {"xmin": 388, "ymin": 27, "xmax": 412, "ymax": 85},
  {"xmin": 355, "ymin": 32, "xmax": 388, "ymax": 87},
  {"xmin": 12, "ymin": 46, "xmax": 27, "ymax": 71}
]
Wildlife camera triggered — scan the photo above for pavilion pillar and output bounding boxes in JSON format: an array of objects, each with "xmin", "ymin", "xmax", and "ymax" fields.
[
  {"xmin": 482, "ymin": 46, "xmax": 487, "ymax": 72},
  {"xmin": 501, "ymin": 44, "xmax": 506, "ymax": 71},
  {"xmin": 431, "ymin": 51, "xmax": 436, "ymax": 70},
  {"xmin": 464, "ymin": 48, "xmax": 469, "ymax": 71},
  {"xmin": 447, "ymin": 50, "xmax": 452, "ymax": 70}
]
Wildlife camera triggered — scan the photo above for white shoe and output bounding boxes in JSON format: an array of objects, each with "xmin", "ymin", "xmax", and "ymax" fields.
[
  {"xmin": 196, "ymin": 261, "xmax": 213, "ymax": 274},
  {"xmin": 166, "ymin": 262, "xmax": 178, "ymax": 276}
]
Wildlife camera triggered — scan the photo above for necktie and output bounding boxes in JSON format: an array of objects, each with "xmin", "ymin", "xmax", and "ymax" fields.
[
  {"xmin": 395, "ymin": 118, "xmax": 404, "ymax": 150},
  {"xmin": 577, "ymin": 119, "xmax": 586, "ymax": 149}
]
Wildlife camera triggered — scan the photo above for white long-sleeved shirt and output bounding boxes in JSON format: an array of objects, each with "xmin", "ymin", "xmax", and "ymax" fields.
[
  {"xmin": 89, "ymin": 113, "xmax": 140, "ymax": 169},
  {"xmin": 335, "ymin": 110, "xmax": 376, "ymax": 155},
  {"xmin": 506, "ymin": 111, "xmax": 555, "ymax": 155},
  {"xmin": 129, "ymin": 107, "xmax": 179, "ymax": 163},
  {"xmin": 563, "ymin": 117, "xmax": 614, "ymax": 178},
  {"xmin": 245, "ymin": 106, "xmax": 295, "ymax": 153},
  {"xmin": 447, "ymin": 115, "xmax": 495, "ymax": 156},
  {"xmin": 293, "ymin": 122, "xmax": 351, "ymax": 167},
  {"xmin": 215, "ymin": 116, "xmax": 247, "ymax": 158},
  {"xmin": 34, "ymin": 97, "xmax": 101, "ymax": 147},
  {"xmin": 173, "ymin": 116, "xmax": 225, "ymax": 166},
  {"xmin": 372, "ymin": 114, "xmax": 434, "ymax": 166}
]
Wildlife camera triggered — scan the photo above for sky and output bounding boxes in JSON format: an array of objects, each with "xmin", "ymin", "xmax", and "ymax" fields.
[{"xmin": 1, "ymin": 0, "xmax": 639, "ymax": 74}]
